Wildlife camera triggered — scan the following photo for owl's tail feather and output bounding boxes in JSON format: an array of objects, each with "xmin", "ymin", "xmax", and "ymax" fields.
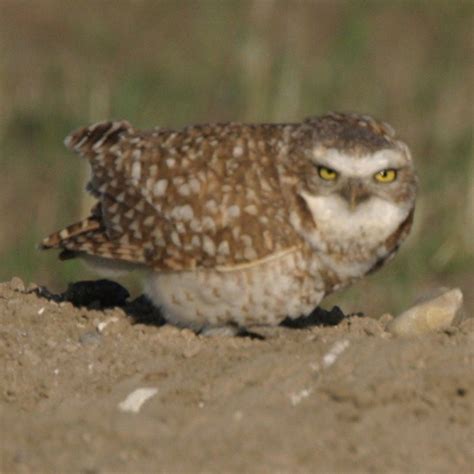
[
  {"xmin": 39, "ymin": 215, "xmax": 102, "ymax": 251},
  {"xmin": 39, "ymin": 215, "xmax": 146, "ymax": 264},
  {"xmin": 64, "ymin": 120, "xmax": 134, "ymax": 159}
]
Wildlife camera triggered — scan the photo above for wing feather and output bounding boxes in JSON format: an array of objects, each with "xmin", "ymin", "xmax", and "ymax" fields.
[{"xmin": 41, "ymin": 121, "xmax": 301, "ymax": 271}]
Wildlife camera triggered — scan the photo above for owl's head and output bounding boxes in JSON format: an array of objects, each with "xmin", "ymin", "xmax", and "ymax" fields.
[
  {"xmin": 285, "ymin": 113, "xmax": 417, "ymax": 258},
  {"xmin": 299, "ymin": 112, "xmax": 417, "ymax": 208}
]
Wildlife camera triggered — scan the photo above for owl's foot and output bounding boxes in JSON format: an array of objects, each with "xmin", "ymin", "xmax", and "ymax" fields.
[
  {"xmin": 199, "ymin": 324, "xmax": 241, "ymax": 337},
  {"xmin": 199, "ymin": 324, "xmax": 265, "ymax": 339}
]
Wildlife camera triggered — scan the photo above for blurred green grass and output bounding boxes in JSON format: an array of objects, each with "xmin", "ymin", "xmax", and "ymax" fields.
[{"xmin": 1, "ymin": 0, "xmax": 472, "ymax": 316}]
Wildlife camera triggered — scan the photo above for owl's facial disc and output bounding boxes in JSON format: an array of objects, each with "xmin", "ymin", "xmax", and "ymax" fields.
[{"xmin": 290, "ymin": 145, "xmax": 415, "ymax": 253}]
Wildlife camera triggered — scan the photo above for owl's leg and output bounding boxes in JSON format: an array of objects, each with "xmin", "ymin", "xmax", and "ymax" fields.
[
  {"xmin": 199, "ymin": 324, "xmax": 266, "ymax": 339},
  {"xmin": 199, "ymin": 324, "xmax": 241, "ymax": 337}
]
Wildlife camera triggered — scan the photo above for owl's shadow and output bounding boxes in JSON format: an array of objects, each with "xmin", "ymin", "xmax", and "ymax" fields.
[
  {"xmin": 126, "ymin": 300, "xmax": 350, "ymax": 339},
  {"xmin": 281, "ymin": 306, "xmax": 349, "ymax": 329},
  {"xmin": 33, "ymin": 279, "xmax": 353, "ymax": 339}
]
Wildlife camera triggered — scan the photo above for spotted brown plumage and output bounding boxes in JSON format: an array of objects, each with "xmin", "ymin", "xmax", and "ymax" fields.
[
  {"xmin": 42, "ymin": 119, "xmax": 304, "ymax": 271},
  {"xmin": 40, "ymin": 113, "xmax": 417, "ymax": 334}
]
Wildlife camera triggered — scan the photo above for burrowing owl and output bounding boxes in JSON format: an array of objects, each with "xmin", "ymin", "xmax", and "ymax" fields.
[{"xmin": 41, "ymin": 113, "xmax": 417, "ymax": 335}]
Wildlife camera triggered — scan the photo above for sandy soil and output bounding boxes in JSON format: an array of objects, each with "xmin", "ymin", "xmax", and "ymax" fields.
[{"xmin": 1, "ymin": 277, "xmax": 473, "ymax": 474}]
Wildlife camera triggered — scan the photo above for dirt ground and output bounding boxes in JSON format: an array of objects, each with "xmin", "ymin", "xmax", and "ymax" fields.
[{"xmin": 1, "ymin": 277, "xmax": 473, "ymax": 474}]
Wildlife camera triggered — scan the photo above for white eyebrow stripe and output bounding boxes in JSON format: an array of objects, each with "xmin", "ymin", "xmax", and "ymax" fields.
[{"xmin": 312, "ymin": 148, "xmax": 406, "ymax": 176}]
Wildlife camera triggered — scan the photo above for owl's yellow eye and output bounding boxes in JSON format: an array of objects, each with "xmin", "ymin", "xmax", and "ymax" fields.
[
  {"xmin": 317, "ymin": 166, "xmax": 338, "ymax": 181},
  {"xmin": 374, "ymin": 169, "xmax": 397, "ymax": 183}
]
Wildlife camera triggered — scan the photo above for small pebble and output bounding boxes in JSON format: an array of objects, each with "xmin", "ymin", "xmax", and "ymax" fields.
[
  {"xmin": 322, "ymin": 339, "xmax": 350, "ymax": 368},
  {"xmin": 182, "ymin": 343, "xmax": 201, "ymax": 358},
  {"xmin": 378, "ymin": 313, "xmax": 394, "ymax": 326},
  {"xmin": 118, "ymin": 387, "xmax": 158, "ymax": 413},
  {"xmin": 289, "ymin": 388, "xmax": 312, "ymax": 406},
  {"xmin": 79, "ymin": 331, "xmax": 102, "ymax": 346},
  {"xmin": 10, "ymin": 277, "xmax": 25, "ymax": 292},
  {"xmin": 96, "ymin": 316, "xmax": 119, "ymax": 333},
  {"xmin": 386, "ymin": 287, "xmax": 463, "ymax": 336}
]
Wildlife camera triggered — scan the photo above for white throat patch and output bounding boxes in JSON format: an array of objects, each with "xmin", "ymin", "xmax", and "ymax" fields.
[{"xmin": 297, "ymin": 191, "xmax": 407, "ymax": 255}]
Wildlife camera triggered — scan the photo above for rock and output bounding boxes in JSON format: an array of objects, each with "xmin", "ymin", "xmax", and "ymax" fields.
[
  {"xmin": 378, "ymin": 313, "xmax": 394, "ymax": 326},
  {"xmin": 386, "ymin": 288, "xmax": 463, "ymax": 336},
  {"xmin": 9, "ymin": 277, "xmax": 25, "ymax": 292}
]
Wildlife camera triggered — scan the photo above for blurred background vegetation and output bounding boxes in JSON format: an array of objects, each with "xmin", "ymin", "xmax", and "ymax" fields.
[{"xmin": 0, "ymin": 0, "xmax": 472, "ymax": 316}]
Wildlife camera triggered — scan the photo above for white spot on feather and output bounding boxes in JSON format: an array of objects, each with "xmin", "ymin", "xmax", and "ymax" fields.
[
  {"xmin": 131, "ymin": 162, "xmax": 141, "ymax": 181},
  {"xmin": 203, "ymin": 236, "xmax": 216, "ymax": 256},
  {"xmin": 171, "ymin": 231, "xmax": 181, "ymax": 247},
  {"xmin": 244, "ymin": 204, "xmax": 258, "ymax": 215},
  {"xmin": 205, "ymin": 200, "xmax": 218, "ymax": 213},
  {"xmin": 153, "ymin": 179, "xmax": 168, "ymax": 197},
  {"xmin": 189, "ymin": 178, "xmax": 201, "ymax": 193},
  {"xmin": 144, "ymin": 215, "xmax": 155, "ymax": 226},
  {"xmin": 124, "ymin": 209, "xmax": 135, "ymax": 219},
  {"xmin": 202, "ymin": 216, "xmax": 216, "ymax": 232},
  {"xmin": 135, "ymin": 200, "xmax": 145, "ymax": 213},
  {"xmin": 228, "ymin": 205, "xmax": 241, "ymax": 218},
  {"xmin": 243, "ymin": 247, "xmax": 258, "ymax": 260},
  {"xmin": 217, "ymin": 241, "xmax": 230, "ymax": 255},
  {"xmin": 233, "ymin": 145, "xmax": 244, "ymax": 157},
  {"xmin": 178, "ymin": 183, "xmax": 191, "ymax": 196},
  {"xmin": 180, "ymin": 205, "xmax": 194, "ymax": 221}
]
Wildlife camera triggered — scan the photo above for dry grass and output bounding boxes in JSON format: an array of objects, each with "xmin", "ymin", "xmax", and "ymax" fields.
[{"xmin": 1, "ymin": 0, "xmax": 472, "ymax": 315}]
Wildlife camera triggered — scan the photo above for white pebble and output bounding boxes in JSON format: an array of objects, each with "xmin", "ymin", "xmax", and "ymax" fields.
[
  {"xmin": 118, "ymin": 387, "xmax": 158, "ymax": 414},
  {"xmin": 322, "ymin": 339, "xmax": 350, "ymax": 368},
  {"xmin": 96, "ymin": 316, "xmax": 119, "ymax": 333},
  {"xmin": 289, "ymin": 388, "xmax": 312, "ymax": 406}
]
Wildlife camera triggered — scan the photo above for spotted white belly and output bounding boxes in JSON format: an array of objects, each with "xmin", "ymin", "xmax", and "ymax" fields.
[{"xmin": 144, "ymin": 249, "xmax": 325, "ymax": 331}]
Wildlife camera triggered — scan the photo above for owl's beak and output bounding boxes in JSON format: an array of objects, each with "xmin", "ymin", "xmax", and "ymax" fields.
[{"xmin": 340, "ymin": 180, "xmax": 371, "ymax": 211}]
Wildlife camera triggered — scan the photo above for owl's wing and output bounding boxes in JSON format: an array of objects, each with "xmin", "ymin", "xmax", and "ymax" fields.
[{"xmin": 41, "ymin": 121, "xmax": 300, "ymax": 271}]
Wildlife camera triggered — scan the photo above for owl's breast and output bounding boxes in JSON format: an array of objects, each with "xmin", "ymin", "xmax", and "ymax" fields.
[{"xmin": 144, "ymin": 248, "xmax": 325, "ymax": 331}]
